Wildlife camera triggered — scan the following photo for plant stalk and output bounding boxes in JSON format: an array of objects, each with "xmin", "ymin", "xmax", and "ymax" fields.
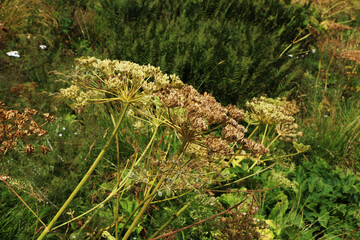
[
  {"xmin": 149, "ymin": 196, "xmax": 196, "ymax": 239},
  {"xmin": 121, "ymin": 176, "xmax": 164, "ymax": 240},
  {"xmin": 37, "ymin": 103, "xmax": 129, "ymax": 240}
]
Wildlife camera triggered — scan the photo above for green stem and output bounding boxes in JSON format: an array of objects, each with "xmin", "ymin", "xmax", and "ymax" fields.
[
  {"xmin": 1, "ymin": 179, "xmax": 46, "ymax": 227},
  {"xmin": 262, "ymin": 124, "xmax": 268, "ymax": 145},
  {"xmin": 118, "ymin": 190, "xmax": 158, "ymax": 237},
  {"xmin": 135, "ymin": 126, "xmax": 159, "ymax": 166},
  {"xmin": 149, "ymin": 196, "xmax": 196, "ymax": 239},
  {"xmin": 37, "ymin": 103, "xmax": 129, "ymax": 240},
  {"xmin": 52, "ymin": 173, "xmax": 132, "ymax": 231},
  {"xmin": 247, "ymin": 125, "xmax": 259, "ymax": 139},
  {"xmin": 215, "ymin": 163, "xmax": 276, "ymax": 189},
  {"xmin": 111, "ymin": 113, "xmax": 121, "ymax": 240},
  {"xmin": 266, "ymin": 133, "xmax": 281, "ymax": 150},
  {"xmin": 122, "ymin": 177, "xmax": 164, "ymax": 240},
  {"xmin": 32, "ymin": 204, "xmax": 40, "ymax": 240}
]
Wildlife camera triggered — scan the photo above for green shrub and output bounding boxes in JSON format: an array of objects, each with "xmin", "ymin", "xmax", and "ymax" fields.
[{"xmin": 94, "ymin": 0, "xmax": 317, "ymax": 105}]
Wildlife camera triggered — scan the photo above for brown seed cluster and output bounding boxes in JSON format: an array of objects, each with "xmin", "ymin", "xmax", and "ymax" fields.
[
  {"xmin": 0, "ymin": 101, "xmax": 54, "ymax": 156},
  {"xmin": 160, "ymin": 85, "xmax": 267, "ymax": 156},
  {"xmin": 341, "ymin": 50, "xmax": 360, "ymax": 66}
]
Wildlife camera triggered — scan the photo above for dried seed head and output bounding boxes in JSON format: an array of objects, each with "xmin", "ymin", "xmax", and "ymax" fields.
[
  {"xmin": 205, "ymin": 136, "xmax": 233, "ymax": 155},
  {"xmin": 222, "ymin": 124, "xmax": 245, "ymax": 142},
  {"xmin": 341, "ymin": 50, "xmax": 360, "ymax": 66},
  {"xmin": 226, "ymin": 104, "xmax": 245, "ymax": 121},
  {"xmin": 43, "ymin": 113, "xmax": 55, "ymax": 123},
  {"xmin": 25, "ymin": 144, "xmax": 35, "ymax": 153},
  {"xmin": 0, "ymin": 103, "xmax": 53, "ymax": 156},
  {"xmin": 41, "ymin": 145, "xmax": 50, "ymax": 155},
  {"xmin": 275, "ymin": 123, "xmax": 303, "ymax": 142},
  {"xmin": 241, "ymin": 138, "xmax": 269, "ymax": 155}
]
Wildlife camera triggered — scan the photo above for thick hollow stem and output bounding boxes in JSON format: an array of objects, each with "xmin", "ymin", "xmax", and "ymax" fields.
[{"xmin": 37, "ymin": 103, "xmax": 129, "ymax": 240}]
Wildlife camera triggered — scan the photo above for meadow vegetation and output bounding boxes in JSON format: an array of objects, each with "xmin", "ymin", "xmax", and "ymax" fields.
[{"xmin": 1, "ymin": 0, "xmax": 360, "ymax": 239}]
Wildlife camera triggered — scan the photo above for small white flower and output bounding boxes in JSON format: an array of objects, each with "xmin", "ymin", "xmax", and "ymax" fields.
[
  {"xmin": 62, "ymin": 127, "xmax": 66, "ymax": 130},
  {"xmin": 324, "ymin": 115, "xmax": 328, "ymax": 118},
  {"xmin": 59, "ymin": 133, "xmax": 63, "ymax": 137},
  {"xmin": 6, "ymin": 51, "xmax": 20, "ymax": 58},
  {"xmin": 39, "ymin": 45, "xmax": 47, "ymax": 50},
  {"xmin": 288, "ymin": 54, "xmax": 293, "ymax": 58},
  {"xmin": 74, "ymin": 132, "xmax": 78, "ymax": 135},
  {"xmin": 311, "ymin": 49, "xmax": 316, "ymax": 54}
]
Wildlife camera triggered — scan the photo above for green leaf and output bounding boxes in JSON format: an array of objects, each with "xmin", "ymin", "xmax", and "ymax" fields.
[
  {"xmin": 217, "ymin": 190, "xmax": 247, "ymax": 207},
  {"xmin": 307, "ymin": 176, "xmax": 317, "ymax": 193},
  {"xmin": 268, "ymin": 196, "xmax": 289, "ymax": 221},
  {"xmin": 120, "ymin": 196, "xmax": 138, "ymax": 215},
  {"xmin": 318, "ymin": 207, "xmax": 330, "ymax": 228}
]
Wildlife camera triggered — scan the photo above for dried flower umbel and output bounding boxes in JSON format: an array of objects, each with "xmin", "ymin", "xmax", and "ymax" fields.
[
  {"xmin": 159, "ymin": 85, "xmax": 267, "ymax": 156},
  {"xmin": 341, "ymin": 50, "xmax": 360, "ymax": 66},
  {"xmin": 0, "ymin": 101, "xmax": 54, "ymax": 156}
]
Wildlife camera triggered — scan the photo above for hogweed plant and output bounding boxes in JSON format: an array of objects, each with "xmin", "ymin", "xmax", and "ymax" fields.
[
  {"xmin": 229, "ymin": 96, "xmax": 306, "ymax": 171},
  {"xmin": 37, "ymin": 57, "xmax": 304, "ymax": 239}
]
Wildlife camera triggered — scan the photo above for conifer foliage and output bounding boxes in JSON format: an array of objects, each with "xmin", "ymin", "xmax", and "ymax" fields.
[{"xmin": 96, "ymin": 0, "xmax": 315, "ymax": 105}]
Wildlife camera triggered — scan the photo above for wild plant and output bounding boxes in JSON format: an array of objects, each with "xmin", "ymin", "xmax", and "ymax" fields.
[
  {"xmin": 0, "ymin": 101, "xmax": 54, "ymax": 157},
  {"xmin": 229, "ymin": 96, "xmax": 307, "ymax": 171},
  {"xmin": 36, "ymin": 57, "xmax": 276, "ymax": 239}
]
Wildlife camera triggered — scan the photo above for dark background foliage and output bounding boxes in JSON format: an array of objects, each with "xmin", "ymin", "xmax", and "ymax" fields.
[{"xmin": 94, "ymin": 0, "xmax": 317, "ymax": 105}]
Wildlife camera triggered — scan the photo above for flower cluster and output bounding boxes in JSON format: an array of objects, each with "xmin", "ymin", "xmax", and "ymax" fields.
[
  {"xmin": 322, "ymin": 21, "xmax": 352, "ymax": 33},
  {"xmin": 0, "ymin": 101, "xmax": 54, "ymax": 156},
  {"xmin": 246, "ymin": 96, "xmax": 299, "ymax": 125},
  {"xmin": 60, "ymin": 57, "xmax": 183, "ymax": 108},
  {"xmin": 160, "ymin": 85, "xmax": 267, "ymax": 155}
]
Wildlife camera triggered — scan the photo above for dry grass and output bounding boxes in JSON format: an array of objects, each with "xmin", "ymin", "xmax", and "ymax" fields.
[{"xmin": 0, "ymin": 0, "xmax": 57, "ymax": 47}]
